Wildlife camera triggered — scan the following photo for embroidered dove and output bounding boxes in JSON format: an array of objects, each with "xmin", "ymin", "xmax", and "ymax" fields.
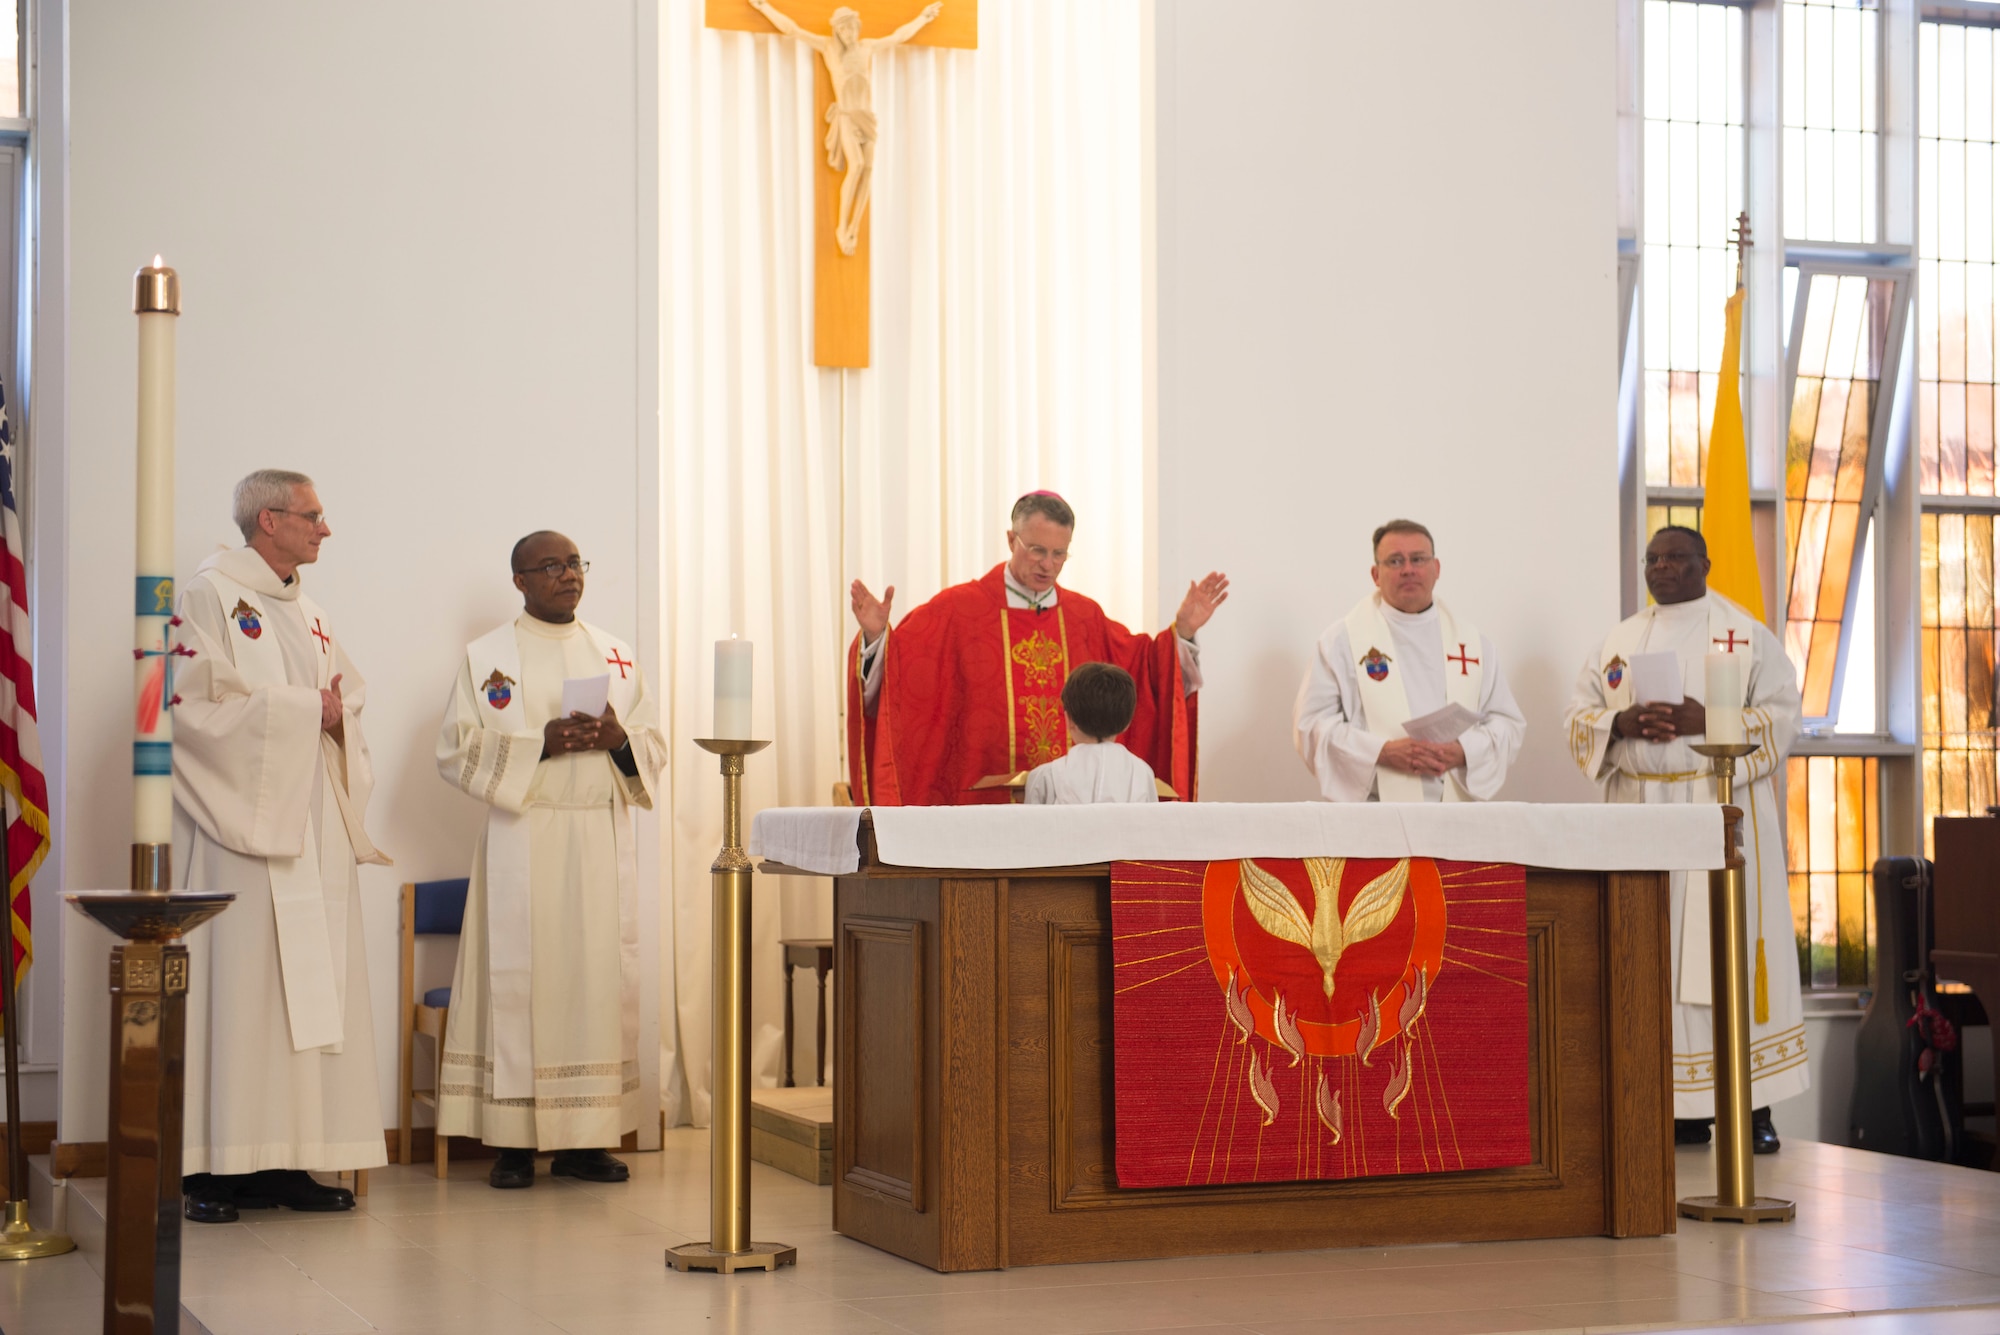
[{"xmin": 1238, "ymin": 857, "xmax": 1411, "ymax": 998}]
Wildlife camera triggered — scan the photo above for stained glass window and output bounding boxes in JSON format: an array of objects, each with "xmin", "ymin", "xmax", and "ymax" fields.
[
  {"xmin": 1922, "ymin": 19, "xmax": 2000, "ymax": 849},
  {"xmin": 1783, "ymin": 271, "xmax": 1899, "ymax": 719},
  {"xmin": 1645, "ymin": 500, "xmax": 1704, "ymax": 539},
  {"xmin": 1786, "ymin": 754, "xmax": 1879, "ymax": 989},
  {"xmin": 1921, "ymin": 512, "xmax": 2000, "ymax": 846},
  {"xmin": 1783, "ymin": 0, "xmax": 1880, "ymax": 244},
  {"xmin": 1643, "ymin": 0, "xmax": 1746, "ymax": 491},
  {"xmin": 1919, "ymin": 21, "xmax": 2000, "ymax": 495}
]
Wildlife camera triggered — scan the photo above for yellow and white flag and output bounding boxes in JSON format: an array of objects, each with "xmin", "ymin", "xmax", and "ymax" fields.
[{"xmin": 1701, "ymin": 286, "xmax": 1765, "ymax": 621}]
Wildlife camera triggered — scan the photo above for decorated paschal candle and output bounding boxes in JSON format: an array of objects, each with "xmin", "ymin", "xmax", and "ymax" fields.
[{"xmin": 132, "ymin": 256, "xmax": 179, "ymax": 887}]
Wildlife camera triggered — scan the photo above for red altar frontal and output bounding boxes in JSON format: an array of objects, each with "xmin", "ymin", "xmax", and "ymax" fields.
[{"xmin": 751, "ymin": 802, "xmax": 1723, "ymax": 1272}]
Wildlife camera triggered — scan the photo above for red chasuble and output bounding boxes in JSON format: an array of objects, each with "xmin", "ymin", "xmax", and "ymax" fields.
[{"xmin": 846, "ymin": 564, "xmax": 1197, "ymax": 806}]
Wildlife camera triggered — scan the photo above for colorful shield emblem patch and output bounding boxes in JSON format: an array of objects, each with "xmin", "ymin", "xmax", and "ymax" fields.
[
  {"xmin": 1360, "ymin": 647, "xmax": 1391, "ymax": 682},
  {"xmin": 483, "ymin": 669, "xmax": 515, "ymax": 710},
  {"xmin": 231, "ymin": 598, "xmax": 263, "ymax": 640},
  {"xmin": 1605, "ymin": 655, "xmax": 1626, "ymax": 690}
]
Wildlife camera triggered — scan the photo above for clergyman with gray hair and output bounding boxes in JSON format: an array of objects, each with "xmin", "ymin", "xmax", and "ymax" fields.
[
  {"xmin": 171, "ymin": 469, "xmax": 391, "ymax": 1222},
  {"xmin": 846, "ymin": 490, "xmax": 1229, "ymax": 805}
]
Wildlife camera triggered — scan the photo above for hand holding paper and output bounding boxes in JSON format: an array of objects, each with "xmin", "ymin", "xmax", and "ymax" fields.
[
  {"xmin": 562, "ymin": 673, "xmax": 611, "ymax": 720},
  {"xmin": 1401, "ymin": 702, "xmax": 1479, "ymax": 744}
]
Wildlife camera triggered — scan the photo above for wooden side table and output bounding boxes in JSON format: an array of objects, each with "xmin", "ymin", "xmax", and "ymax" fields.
[{"xmin": 780, "ymin": 938, "xmax": 834, "ymax": 1087}]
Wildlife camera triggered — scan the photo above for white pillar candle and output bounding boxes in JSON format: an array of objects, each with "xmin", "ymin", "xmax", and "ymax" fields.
[
  {"xmin": 133, "ymin": 257, "xmax": 179, "ymax": 847},
  {"xmin": 1704, "ymin": 651, "xmax": 1745, "ymax": 746},
  {"xmin": 714, "ymin": 636, "xmax": 753, "ymax": 739}
]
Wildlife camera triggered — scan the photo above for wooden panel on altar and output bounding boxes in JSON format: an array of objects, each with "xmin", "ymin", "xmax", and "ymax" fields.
[{"xmin": 770, "ymin": 821, "xmax": 1678, "ymax": 1272}]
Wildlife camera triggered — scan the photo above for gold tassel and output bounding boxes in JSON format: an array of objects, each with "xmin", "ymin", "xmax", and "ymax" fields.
[{"xmin": 1753, "ymin": 938, "xmax": 1770, "ymax": 1025}]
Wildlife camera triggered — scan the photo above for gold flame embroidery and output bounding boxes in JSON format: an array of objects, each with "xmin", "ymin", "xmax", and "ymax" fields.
[
  {"xmin": 1314, "ymin": 1072, "xmax": 1343, "ymax": 1145},
  {"xmin": 1223, "ymin": 965, "xmax": 1255, "ymax": 1044},
  {"xmin": 1272, "ymin": 991, "xmax": 1305, "ymax": 1068},
  {"xmin": 1397, "ymin": 966, "xmax": 1429, "ymax": 1041},
  {"xmin": 1383, "ymin": 1045, "xmax": 1413, "ymax": 1120},
  {"xmin": 1247, "ymin": 1051, "xmax": 1279, "ymax": 1127},
  {"xmin": 1356, "ymin": 990, "xmax": 1382, "ymax": 1067}
]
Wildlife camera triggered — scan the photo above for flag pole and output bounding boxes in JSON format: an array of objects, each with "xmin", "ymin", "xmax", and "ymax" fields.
[{"xmin": 0, "ymin": 802, "xmax": 74, "ymax": 1259}]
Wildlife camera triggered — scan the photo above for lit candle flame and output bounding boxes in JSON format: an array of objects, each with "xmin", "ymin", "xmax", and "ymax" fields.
[{"xmin": 152, "ymin": 254, "xmax": 163, "ymax": 269}]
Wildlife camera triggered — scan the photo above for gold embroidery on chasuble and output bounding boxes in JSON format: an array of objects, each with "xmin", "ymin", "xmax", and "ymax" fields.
[{"xmin": 1001, "ymin": 608, "xmax": 1072, "ymax": 778}]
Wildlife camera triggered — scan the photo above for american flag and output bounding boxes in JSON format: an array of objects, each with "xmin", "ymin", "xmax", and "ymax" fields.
[{"xmin": 0, "ymin": 377, "xmax": 48, "ymax": 1003}]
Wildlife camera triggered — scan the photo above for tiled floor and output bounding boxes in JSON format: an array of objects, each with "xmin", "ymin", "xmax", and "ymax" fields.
[{"xmin": 4, "ymin": 1136, "xmax": 2000, "ymax": 1335}]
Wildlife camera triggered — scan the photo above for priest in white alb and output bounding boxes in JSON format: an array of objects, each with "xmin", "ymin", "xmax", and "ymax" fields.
[
  {"xmin": 435, "ymin": 531, "xmax": 665, "ymax": 1188},
  {"xmin": 174, "ymin": 470, "xmax": 389, "ymax": 1223},
  {"xmin": 1293, "ymin": 519, "xmax": 1525, "ymax": 802},
  {"xmin": 1563, "ymin": 525, "xmax": 1806, "ymax": 1153}
]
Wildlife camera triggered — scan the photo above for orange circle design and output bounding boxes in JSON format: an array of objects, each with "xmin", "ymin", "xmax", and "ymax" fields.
[{"xmin": 1201, "ymin": 857, "xmax": 1445, "ymax": 1057}]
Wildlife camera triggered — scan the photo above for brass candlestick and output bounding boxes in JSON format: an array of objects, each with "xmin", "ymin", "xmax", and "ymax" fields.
[
  {"xmin": 67, "ymin": 892, "xmax": 232, "ymax": 1331},
  {"xmin": 667, "ymin": 739, "xmax": 796, "ymax": 1275},
  {"xmin": 1677, "ymin": 742, "xmax": 1794, "ymax": 1225}
]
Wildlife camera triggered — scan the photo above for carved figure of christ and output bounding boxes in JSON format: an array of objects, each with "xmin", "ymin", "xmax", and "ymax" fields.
[
  {"xmin": 753, "ymin": 0, "xmax": 940, "ymax": 257},
  {"xmin": 705, "ymin": 0, "xmax": 979, "ymax": 368}
]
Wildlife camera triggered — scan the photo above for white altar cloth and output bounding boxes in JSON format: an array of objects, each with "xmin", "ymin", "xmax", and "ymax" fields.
[{"xmin": 749, "ymin": 802, "xmax": 1726, "ymax": 876}]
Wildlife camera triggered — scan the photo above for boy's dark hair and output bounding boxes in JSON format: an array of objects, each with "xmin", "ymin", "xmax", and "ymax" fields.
[{"xmin": 1062, "ymin": 662, "xmax": 1138, "ymax": 741}]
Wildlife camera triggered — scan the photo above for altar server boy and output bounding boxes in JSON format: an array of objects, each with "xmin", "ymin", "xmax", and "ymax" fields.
[{"xmin": 1025, "ymin": 663, "xmax": 1160, "ymax": 805}]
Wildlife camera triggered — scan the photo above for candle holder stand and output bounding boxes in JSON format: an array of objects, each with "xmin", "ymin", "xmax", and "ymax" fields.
[
  {"xmin": 667, "ymin": 739, "xmax": 796, "ymax": 1275},
  {"xmin": 67, "ymin": 892, "xmax": 233, "ymax": 1331},
  {"xmin": 1677, "ymin": 742, "xmax": 1794, "ymax": 1225}
]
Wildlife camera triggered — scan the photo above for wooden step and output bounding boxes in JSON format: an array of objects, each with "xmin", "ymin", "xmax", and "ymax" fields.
[{"xmin": 750, "ymin": 1087, "xmax": 833, "ymax": 1185}]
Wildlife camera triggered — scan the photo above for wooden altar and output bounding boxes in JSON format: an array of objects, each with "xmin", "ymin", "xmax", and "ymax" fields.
[{"xmin": 762, "ymin": 816, "xmax": 1679, "ymax": 1272}]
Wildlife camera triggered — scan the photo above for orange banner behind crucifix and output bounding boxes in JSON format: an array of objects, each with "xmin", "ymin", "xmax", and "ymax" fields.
[{"xmin": 706, "ymin": 0, "xmax": 980, "ymax": 368}]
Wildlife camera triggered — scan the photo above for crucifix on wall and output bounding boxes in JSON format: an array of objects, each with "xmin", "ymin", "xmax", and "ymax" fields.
[{"xmin": 705, "ymin": 0, "xmax": 979, "ymax": 368}]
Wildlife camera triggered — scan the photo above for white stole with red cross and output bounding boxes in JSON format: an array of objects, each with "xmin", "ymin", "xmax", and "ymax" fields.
[
  {"xmin": 465, "ymin": 618, "xmax": 641, "ymax": 1101},
  {"xmin": 199, "ymin": 566, "xmax": 356, "ymax": 1054},
  {"xmin": 1594, "ymin": 594, "xmax": 1760, "ymax": 714},
  {"xmin": 1343, "ymin": 593, "xmax": 1483, "ymax": 805}
]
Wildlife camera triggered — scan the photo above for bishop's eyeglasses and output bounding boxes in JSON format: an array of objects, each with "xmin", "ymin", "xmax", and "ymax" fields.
[{"xmin": 516, "ymin": 557, "xmax": 591, "ymax": 579}]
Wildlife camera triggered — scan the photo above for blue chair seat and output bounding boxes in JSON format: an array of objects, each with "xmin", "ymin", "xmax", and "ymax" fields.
[{"xmin": 422, "ymin": 986, "xmax": 452, "ymax": 1009}]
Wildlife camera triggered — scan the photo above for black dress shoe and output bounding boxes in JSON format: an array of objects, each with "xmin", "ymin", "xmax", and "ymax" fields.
[
  {"xmin": 551, "ymin": 1148, "xmax": 629, "ymax": 1183},
  {"xmin": 1751, "ymin": 1106, "xmax": 1781, "ymax": 1155},
  {"xmin": 235, "ymin": 1169, "xmax": 355, "ymax": 1212},
  {"xmin": 489, "ymin": 1149, "xmax": 536, "ymax": 1189},
  {"xmin": 181, "ymin": 1173, "xmax": 239, "ymax": 1224},
  {"xmin": 1674, "ymin": 1117, "xmax": 1713, "ymax": 1146}
]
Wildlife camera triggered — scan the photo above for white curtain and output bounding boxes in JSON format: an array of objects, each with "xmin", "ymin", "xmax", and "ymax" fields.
[{"xmin": 658, "ymin": 0, "xmax": 1144, "ymax": 1124}]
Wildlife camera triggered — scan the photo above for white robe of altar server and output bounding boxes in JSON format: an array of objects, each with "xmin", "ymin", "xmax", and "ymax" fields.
[
  {"xmin": 435, "ymin": 614, "xmax": 665, "ymax": 1149},
  {"xmin": 1563, "ymin": 593, "xmax": 1810, "ymax": 1116},
  {"xmin": 173, "ymin": 547, "xmax": 389, "ymax": 1175},
  {"xmin": 1292, "ymin": 598, "xmax": 1525, "ymax": 802},
  {"xmin": 1024, "ymin": 741, "xmax": 1160, "ymax": 805}
]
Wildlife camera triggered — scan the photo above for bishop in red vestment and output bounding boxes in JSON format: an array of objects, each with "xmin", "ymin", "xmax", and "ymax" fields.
[{"xmin": 846, "ymin": 493, "xmax": 1229, "ymax": 806}]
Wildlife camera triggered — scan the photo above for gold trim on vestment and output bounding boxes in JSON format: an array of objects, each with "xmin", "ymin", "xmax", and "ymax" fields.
[{"xmin": 1672, "ymin": 1022, "xmax": 1809, "ymax": 1090}]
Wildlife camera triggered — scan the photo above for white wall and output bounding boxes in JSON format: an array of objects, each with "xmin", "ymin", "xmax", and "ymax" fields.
[
  {"xmin": 55, "ymin": 2, "xmax": 658, "ymax": 1147},
  {"xmin": 1154, "ymin": 1, "xmax": 1620, "ymax": 804}
]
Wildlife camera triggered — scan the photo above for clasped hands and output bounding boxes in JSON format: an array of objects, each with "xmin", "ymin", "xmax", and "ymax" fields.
[
  {"xmin": 320, "ymin": 674, "xmax": 345, "ymax": 739},
  {"xmin": 542, "ymin": 704, "xmax": 629, "ymax": 759},
  {"xmin": 1611, "ymin": 698, "xmax": 1706, "ymax": 742},
  {"xmin": 1377, "ymin": 736, "xmax": 1465, "ymax": 778}
]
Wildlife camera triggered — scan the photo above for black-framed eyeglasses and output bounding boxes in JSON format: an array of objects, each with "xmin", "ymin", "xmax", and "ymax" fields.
[
  {"xmin": 515, "ymin": 557, "xmax": 590, "ymax": 578},
  {"xmin": 269, "ymin": 508, "xmax": 329, "ymax": 527}
]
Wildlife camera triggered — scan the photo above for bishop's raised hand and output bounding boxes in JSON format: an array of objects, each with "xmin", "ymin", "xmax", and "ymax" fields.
[
  {"xmin": 1174, "ymin": 571, "xmax": 1230, "ymax": 639},
  {"xmin": 851, "ymin": 579, "xmax": 895, "ymax": 643}
]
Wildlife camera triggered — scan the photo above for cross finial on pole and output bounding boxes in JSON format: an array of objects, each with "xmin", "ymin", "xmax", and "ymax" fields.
[{"xmin": 1733, "ymin": 211, "xmax": 1753, "ymax": 287}]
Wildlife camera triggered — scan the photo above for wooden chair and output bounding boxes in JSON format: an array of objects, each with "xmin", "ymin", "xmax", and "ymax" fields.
[
  {"xmin": 398, "ymin": 878, "xmax": 469, "ymax": 1179},
  {"xmin": 781, "ymin": 938, "xmax": 835, "ymax": 1087}
]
